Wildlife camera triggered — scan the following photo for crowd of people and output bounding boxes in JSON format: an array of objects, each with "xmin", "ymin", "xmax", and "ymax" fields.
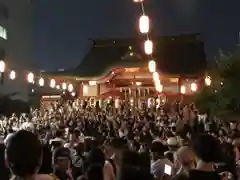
[{"xmin": 0, "ymin": 99, "xmax": 239, "ymax": 180}]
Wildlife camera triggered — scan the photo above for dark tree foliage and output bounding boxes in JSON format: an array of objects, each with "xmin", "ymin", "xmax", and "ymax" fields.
[{"xmin": 195, "ymin": 49, "xmax": 240, "ymax": 116}]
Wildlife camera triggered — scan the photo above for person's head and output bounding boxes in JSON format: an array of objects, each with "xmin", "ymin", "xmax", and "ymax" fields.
[
  {"xmin": 5, "ymin": 130, "xmax": 42, "ymax": 179},
  {"xmin": 150, "ymin": 142, "xmax": 165, "ymax": 161},
  {"xmin": 119, "ymin": 150, "xmax": 151, "ymax": 180},
  {"xmin": 154, "ymin": 129, "xmax": 163, "ymax": 139},
  {"xmin": 110, "ymin": 138, "xmax": 127, "ymax": 159},
  {"xmin": 53, "ymin": 147, "xmax": 71, "ymax": 171},
  {"xmin": 191, "ymin": 134, "xmax": 221, "ymax": 164},
  {"xmin": 167, "ymin": 137, "xmax": 178, "ymax": 151},
  {"xmin": 230, "ymin": 121, "xmax": 237, "ymax": 130},
  {"xmin": 86, "ymin": 148, "xmax": 105, "ymax": 168},
  {"xmin": 174, "ymin": 146, "xmax": 195, "ymax": 170},
  {"xmin": 70, "ymin": 129, "xmax": 80, "ymax": 142},
  {"xmin": 129, "ymin": 140, "xmax": 140, "ymax": 152},
  {"xmin": 221, "ymin": 143, "xmax": 235, "ymax": 165},
  {"xmin": 103, "ymin": 139, "xmax": 113, "ymax": 158},
  {"xmin": 218, "ymin": 128, "xmax": 226, "ymax": 137},
  {"xmin": 55, "ymin": 130, "xmax": 63, "ymax": 138},
  {"xmin": 164, "ymin": 151, "xmax": 174, "ymax": 163},
  {"xmin": 86, "ymin": 164, "xmax": 104, "ymax": 180},
  {"xmin": 75, "ymin": 143, "xmax": 84, "ymax": 156},
  {"xmin": 51, "ymin": 141, "xmax": 63, "ymax": 151}
]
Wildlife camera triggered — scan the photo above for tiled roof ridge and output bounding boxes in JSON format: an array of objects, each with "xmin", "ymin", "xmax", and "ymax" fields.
[{"xmin": 90, "ymin": 33, "xmax": 201, "ymax": 48}]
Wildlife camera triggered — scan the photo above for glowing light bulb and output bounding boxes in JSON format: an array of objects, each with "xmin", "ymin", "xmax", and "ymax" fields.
[
  {"xmin": 27, "ymin": 72, "xmax": 34, "ymax": 83},
  {"xmin": 205, "ymin": 76, "xmax": 211, "ymax": 86},
  {"xmin": 39, "ymin": 78, "xmax": 44, "ymax": 87},
  {"xmin": 83, "ymin": 85, "xmax": 88, "ymax": 94},
  {"xmin": 62, "ymin": 82, "xmax": 67, "ymax": 90},
  {"xmin": 9, "ymin": 70, "xmax": 16, "ymax": 80},
  {"xmin": 89, "ymin": 81, "xmax": 96, "ymax": 86},
  {"xmin": 0, "ymin": 60, "xmax": 5, "ymax": 73},
  {"xmin": 191, "ymin": 83, "xmax": 197, "ymax": 92},
  {"xmin": 136, "ymin": 82, "xmax": 142, "ymax": 86},
  {"xmin": 68, "ymin": 84, "xmax": 74, "ymax": 92},
  {"xmin": 148, "ymin": 60, "xmax": 156, "ymax": 73},
  {"xmin": 50, "ymin": 79, "xmax": 56, "ymax": 88},
  {"xmin": 180, "ymin": 85, "xmax": 186, "ymax": 94},
  {"xmin": 139, "ymin": 15, "xmax": 149, "ymax": 34},
  {"xmin": 71, "ymin": 92, "xmax": 76, "ymax": 96},
  {"xmin": 144, "ymin": 40, "xmax": 153, "ymax": 55},
  {"xmin": 153, "ymin": 72, "xmax": 159, "ymax": 82},
  {"xmin": 156, "ymin": 83, "xmax": 163, "ymax": 92}
]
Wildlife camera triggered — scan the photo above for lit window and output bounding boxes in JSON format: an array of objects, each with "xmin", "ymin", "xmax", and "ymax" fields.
[{"xmin": 0, "ymin": 25, "xmax": 7, "ymax": 39}]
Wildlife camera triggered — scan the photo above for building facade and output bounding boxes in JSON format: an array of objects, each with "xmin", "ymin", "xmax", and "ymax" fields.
[
  {"xmin": 0, "ymin": 0, "xmax": 32, "ymax": 101},
  {"xmin": 44, "ymin": 34, "xmax": 207, "ymax": 105}
]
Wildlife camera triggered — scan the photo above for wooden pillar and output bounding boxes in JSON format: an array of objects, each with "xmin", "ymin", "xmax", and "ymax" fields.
[
  {"xmin": 79, "ymin": 83, "xmax": 83, "ymax": 98},
  {"xmin": 97, "ymin": 84, "xmax": 100, "ymax": 97},
  {"xmin": 112, "ymin": 83, "xmax": 116, "ymax": 100},
  {"xmin": 178, "ymin": 77, "xmax": 182, "ymax": 94},
  {"xmin": 178, "ymin": 76, "xmax": 183, "ymax": 104}
]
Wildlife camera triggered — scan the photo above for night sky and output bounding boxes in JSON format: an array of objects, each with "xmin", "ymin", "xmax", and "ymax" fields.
[{"xmin": 32, "ymin": 0, "xmax": 240, "ymax": 70}]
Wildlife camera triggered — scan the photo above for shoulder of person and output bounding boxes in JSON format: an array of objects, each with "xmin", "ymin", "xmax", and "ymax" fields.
[
  {"xmin": 35, "ymin": 174, "xmax": 57, "ymax": 180},
  {"xmin": 104, "ymin": 160, "xmax": 113, "ymax": 170},
  {"xmin": 172, "ymin": 173, "xmax": 189, "ymax": 180},
  {"xmin": 77, "ymin": 175, "xmax": 87, "ymax": 180},
  {"xmin": 104, "ymin": 160, "xmax": 115, "ymax": 176}
]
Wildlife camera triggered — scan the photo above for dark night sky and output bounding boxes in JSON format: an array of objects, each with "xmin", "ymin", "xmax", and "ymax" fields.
[{"xmin": 32, "ymin": 0, "xmax": 240, "ymax": 70}]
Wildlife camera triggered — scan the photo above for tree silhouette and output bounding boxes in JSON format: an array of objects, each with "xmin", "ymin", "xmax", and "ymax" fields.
[{"xmin": 195, "ymin": 49, "xmax": 240, "ymax": 117}]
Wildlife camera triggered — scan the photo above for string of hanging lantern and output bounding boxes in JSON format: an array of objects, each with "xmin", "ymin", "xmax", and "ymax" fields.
[
  {"xmin": 133, "ymin": 0, "xmax": 213, "ymax": 94},
  {"xmin": 0, "ymin": 60, "xmax": 76, "ymax": 96},
  {"xmin": 133, "ymin": 0, "xmax": 163, "ymax": 93}
]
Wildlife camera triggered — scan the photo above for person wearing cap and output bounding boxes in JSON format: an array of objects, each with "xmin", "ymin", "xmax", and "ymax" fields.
[
  {"xmin": 51, "ymin": 147, "xmax": 74, "ymax": 180},
  {"xmin": 167, "ymin": 137, "xmax": 179, "ymax": 153}
]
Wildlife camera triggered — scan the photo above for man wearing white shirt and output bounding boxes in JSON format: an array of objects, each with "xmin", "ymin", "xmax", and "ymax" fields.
[{"xmin": 49, "ymin": 130, "xmax": 65, "ymax": 146}]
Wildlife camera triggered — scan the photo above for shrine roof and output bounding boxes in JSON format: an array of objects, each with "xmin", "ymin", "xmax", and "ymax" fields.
[{"xmin": 44, "ymin": 33, "xmax": 207, "ymax": 81}]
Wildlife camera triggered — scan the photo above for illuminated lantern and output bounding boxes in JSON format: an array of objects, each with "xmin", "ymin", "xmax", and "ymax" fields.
[
  {"xmin": 9, "ymin": 70, "xmax": 16, "ymax": 80},
  {"xmin": 139, "ymin": 15, "xmax": 149, "ymax": 34},
  {"xmin": 133, "ymin": 0, "xmax": 143, "ymax": 2},
  {"xmin": 83, "ymin": 85, "xmax": 88, "ymax": 94},
  {"xmin": 180, "ymin": 85, "xmax": 186, "ymax": 94},
  {"xmin": 27, "ymin": 72, "xmax": 34, "ymax": 83},
  {"xmin": 0, "ymin": 60, "xmax": 5, "ymax": 73},
  {"xmin": 135, "ymin": 82, "xmax": 142, "ymax": 86},
  {"xmin": 38, "ymin": 78, "xmax": 44, "ymax": 87},
  {"xmin": 144, "ymin": 40, "xmax": 153, "ymax": 55},
  {"xmin": 205, "ymin": 76, "xmax": 211, "ymax": 86},
  {"xmin": 89, "ymin": 81, "xmax": 97, "ymax": 86},
  {"xmin": 50, "ymin": 79, "xmax": 56, "ymax": 88},
  {"xmin": 156, "ymin": 83, "xmax": 163, "ymax": 92},
  {"xmin": 62, "ymin": 82, "xmax": 67, "ymax": 90},
  {"xmin": 148, "ymin": 60, "xmax": 156, "ymax": 73},
  {"xmin": 115, "ymin": 98, "xmax": 120, "ymax": 109},
  {"xmin": 191, "ymin": 83, "xmax": 197, "ymax": 92},
  {"xmin": 71, "ymin": 92, "xmax": 76, "ymax": 97},
  {"xmin": 153, "ymin": 72, "xmax": 159, "ymax": 82},
  {"xmin": 68, "ymin": 84, "xmax": 74, "ymax": 92}
]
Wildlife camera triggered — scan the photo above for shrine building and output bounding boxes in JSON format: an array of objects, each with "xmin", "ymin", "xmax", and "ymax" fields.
[{"xmin": 43, "ymin": 33, "xmax": 207, "ymax": 104}]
